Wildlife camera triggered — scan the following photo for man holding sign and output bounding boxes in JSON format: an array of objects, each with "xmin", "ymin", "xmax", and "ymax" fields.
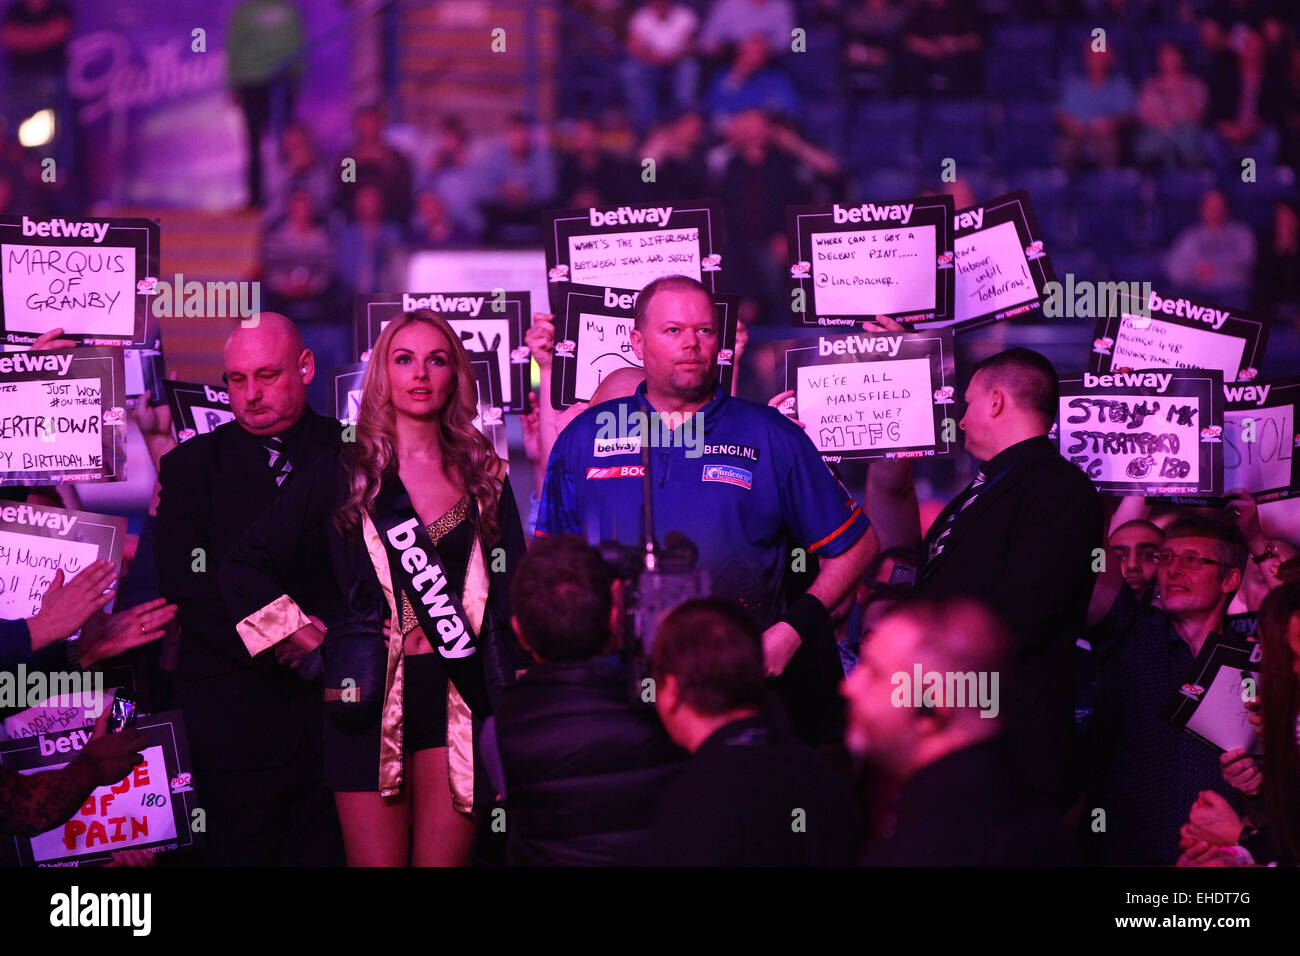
[{"xmin": 537, "ymin": 275, "xmax": 879, "ymax": 743}]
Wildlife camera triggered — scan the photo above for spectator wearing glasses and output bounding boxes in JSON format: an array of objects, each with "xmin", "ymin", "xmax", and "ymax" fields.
[{"xmin": 1084, "ymin": 516, "xmax": 1248, "ymax": 864}]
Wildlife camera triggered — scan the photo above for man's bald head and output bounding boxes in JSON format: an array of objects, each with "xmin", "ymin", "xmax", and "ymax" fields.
[
  {"xmin": 223, "ymin": 313, "xmax": 314, "ymax": 436},
  {"xmin": 224, "ymin": 313, "xmax": 304, "ymax": 366}
]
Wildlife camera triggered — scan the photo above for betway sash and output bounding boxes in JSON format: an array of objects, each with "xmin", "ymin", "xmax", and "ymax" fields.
[{"xmin": 372, "ymin": 479, "xmax": 489, "ymax": 716}]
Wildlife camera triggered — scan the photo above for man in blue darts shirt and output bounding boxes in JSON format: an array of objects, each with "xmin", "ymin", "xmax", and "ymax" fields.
[{"xmin": 537, "ymin": 275, "xmax": 878, "ymax": 741}]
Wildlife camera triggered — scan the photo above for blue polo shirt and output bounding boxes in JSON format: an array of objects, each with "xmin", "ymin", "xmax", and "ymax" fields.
[{"xmin": 537, "ymin": 383, "xmax": 869, "ymax": 625}]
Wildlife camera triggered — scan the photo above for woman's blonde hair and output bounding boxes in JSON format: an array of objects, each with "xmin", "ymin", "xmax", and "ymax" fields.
[{"xmin": 335, "ymin": 309, "xmax": 503, "ymax": 544}]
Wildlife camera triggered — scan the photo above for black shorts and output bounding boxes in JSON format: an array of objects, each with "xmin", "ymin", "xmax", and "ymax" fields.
[{"xmin": 323, "ymin": 652, "xmax": 449, "ymax": 792}]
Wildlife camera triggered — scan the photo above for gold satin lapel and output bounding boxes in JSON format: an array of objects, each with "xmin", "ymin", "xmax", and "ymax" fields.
[
  {"xmin": 236, "ymin": 594, "xmax": 310, "ymax": 657},
  {"xmin": 447, "ymin": 683, "xmax": 475, "ymax": 813},
  {"xmin": 361, "ymin": 510, "xmax": 406, "ymax": 797},
  {"xmin": 446, "ymin": 523, "xmax": 490, "ymax": 813}
]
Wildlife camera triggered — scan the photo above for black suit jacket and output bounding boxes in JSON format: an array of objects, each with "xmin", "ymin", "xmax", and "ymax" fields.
[
  {"xmin": 919, "ymin": 435, "xmax": 1103, "ymax": 801},
  {"xmin": 154, "ymin": 410, "xmax": 343, "ymax": 770},
  {"xmin": 861, "ymin": 735, "xmax": 1076, "ymax": 866}
]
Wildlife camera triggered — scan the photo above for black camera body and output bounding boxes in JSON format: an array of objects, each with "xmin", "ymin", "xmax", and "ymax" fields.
[{"xmin": 601, "ymin": 537, "xmax": 710, "ymax": 708}]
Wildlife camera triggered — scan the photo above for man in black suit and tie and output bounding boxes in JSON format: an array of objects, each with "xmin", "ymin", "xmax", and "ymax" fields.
[
  {"xmin": 155, "ymin": 313, "xmax": 345, "ymax": 865},
  {"xmin": 872, "ymin": 347, "xmax": 1103, "ymax": 807}
]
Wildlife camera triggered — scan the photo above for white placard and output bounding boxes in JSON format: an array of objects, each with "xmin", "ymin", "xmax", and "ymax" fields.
[
  {"xmin": 1113, "ymin": 313, "xmax": 1247, "ymax": 379},
  {"xmin": 810, "ymin": 224, "xmax": 936, "ymax": 317},
  {"xmin": 0, "ymin": 378, "xmax": 104, "ymax": 476},
  {"xmin": 1185, "ymin": 668, "xmax": 1258, "ymax": 754},
  {"xmin": 191, "ymin": 406, "xmax": 235, "ymax": 435},
  {"xmin": 567, "ymin": 227, "xmax": 701, "ymax": 290},
  {"xmin": 954, "ymin": 219, "xmax": 1035, "ymax": 322},
  {"xmin": 1, "ymin": 243, "xmax": 136, "ymax": 337},
  {"xmin": 452, "ymin": 318, "xmax": 515, "ymax": 407},
  {"xmin": 1059, "ymin": 392, "xmax": 1202, "ymax": 486},
  {"xmin": 25, "ymin": 744, "xmax": 176, "ymax": 861},
  {"xmin": 799, "ymin": 356, "xmax": 935, "ymax": 454},
  {"xmin": 575, "ymin": 311, "xmax": 643, "ymax": 402},
  {"xmin": 1225, "ymin": 404, "xmax": 1294, "ymax": 494},
  {"xmin": 0, "ymin": 531, "xmax": 99, "ymax": 620}
]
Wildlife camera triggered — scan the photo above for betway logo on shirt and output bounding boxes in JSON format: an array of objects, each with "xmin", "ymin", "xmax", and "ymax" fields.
[
  {"xmin": 402, "ymin": 293, "xmax": 484, "ymax": 316},
  {"xmin": 1083, "ymin": 371, "xmax": 1174, "ymax": 392},
  {"xmin": 21, "ymin": 216, "xmax": 110, "ymax": 243},
  {"xmin": 593, "ymin": 435, "xmax": 643, "ymax": 457},
  {"xmin": 588, "ymin": 205, "xmax": 673, "ymax": 227},
  {"xmin": 832, "ymin": 202, "xmax": 914, "ymax": 225},
  {"xmin": 818, "ymin": 335, "xmax": 902, "ymax": 357},
  {"xmin": 1224, "ymin": 383, "xmax": 1272, "ymax": 406},
  {"xmin": 1146, "ymin": 291, "xmax": 1231, "ymax": 329},
  {"xmin": 953, "ymin": 207, "xmax": 984, "ymax": 231},
  {"xmin": 0, "ymin": 352, "xmax": 73, "ymax": 376},
  {"xmin": 0, "ymin": 504, "xmax": 79, "ymax": 534}
]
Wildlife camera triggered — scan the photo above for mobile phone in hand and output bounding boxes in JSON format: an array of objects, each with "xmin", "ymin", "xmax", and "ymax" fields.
[{"xmin": 106, "ymin": 694, "xmax": 137, "ymax": 733}]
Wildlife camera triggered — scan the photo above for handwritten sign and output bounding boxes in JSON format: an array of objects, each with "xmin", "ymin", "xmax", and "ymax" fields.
[
  {"xmin": 1053, "ymin": 369, "xmax": 1224, "ymax": 496},
  {"xmin": 1090, "ymin": 287, "xmax": 1267, "ymax": 383},
  {"xmin": 544, "ymin": 200, "xmax": 722, "ymax": 313},
  {"xmin": 2, "ymin": 689, "xmax": 108, "ymax": 741},
  {"xmin": 916, "ymin": 191, "xmax": 1055, "ymax": 333},
  {"xmin": 787, "ymin": 196, "xmax": 954, "ymax": 328},
  {"xmin": 782, "ymin": 330, "xmax": 957, "ymax": 463},
  {"xmin": 0, "ymin": 709, "xmax": 201, "ymax": 866},
  {"xmin": 1164, "ymin": 631, "xmax": 1261, "ymax": 756},
  {"xmin": 0, "ymin": 216, "xmax": 160, "ymax": 348},
  {"xmin": 551, "ymin": 283, "xmax": 738, "ymax": 408},
  {"xmin": 0, "ymin": 501, "xmax": 125, "ymax": 622},
  {"xmin": 1222, "ymin": 377, "xmax": 1300, "ymax": 503},
  {"xmin": 353, "ymin": 291, "xmax": 530, "ymax": 412},
  {"xmin": 163, "ymin": 380, "xmax": 235, "ymax": 443},
  {"xmin": 0, "ymin": 348, "xmax": 127, "ymax": 485}
]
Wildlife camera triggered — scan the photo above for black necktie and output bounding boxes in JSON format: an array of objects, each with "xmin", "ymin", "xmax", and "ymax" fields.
[
  {"xmin": 263, "ymin": 435, "xmax": 293, "ymax": 487},
  {"xmin": 927, "ymin": 470, "xmax": 987, "ymax": 564}
]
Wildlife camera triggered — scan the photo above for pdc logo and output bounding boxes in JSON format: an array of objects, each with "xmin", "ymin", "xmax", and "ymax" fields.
[
  {"xmin": 178, "ymin": 427, "xmax": 197, "ymax": 442},
  {"xmin": 555, "ymin": 339, "xmax": 576, "ymax": 358},
  {"xmin": 1238, "ymin": 367, "xmax": 1258, "ymax": 381},
  {"xmin": 1180, "ymin": 682, "xmax": 1206, "ymax": 699},
  {"xmin": 937, "ymin": 251, "xmax": 954, "ymax": 269},
  {"xmin": 136, "ymin": 276, "xmax": 158, "ymax": 294},
  {"xmin": 790, "ymin": 261, "xmax": 811, "ymax": 279},
  {"xmin": 548, "ymin": 265, "xmax": 570, "ymax": 283},
  {"xmin": 509, "ymin": 346, "xmax": 531, "ymax": 363},
  {"xmin": 1201, "ymin": 425, "xmax": 1222, "ymax": 442},
  {"xmin": 1025, "ymin": 240, "xmax": 1046, "ymax": 260},
  {"xmin": 481, "ymin": 406, "xmax": 504, "ymax": 426},
  {"xmin": 702, "ymin": 253, "xmax": 722, "ymax": 272},
  {"xmin": 933, "ymin": 385, "xmax": 954, "ymax": 403},
  {"xmin": 103, "ymin": 406, "xmax": 125, "ymax": 425},
  {"xmin": 717, "ymin": 349, "xmax": 734, "ymax": 366},
  {"xmin": 1093, "ymin": 337, "xmax": 1114, "ymax": 354}
]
